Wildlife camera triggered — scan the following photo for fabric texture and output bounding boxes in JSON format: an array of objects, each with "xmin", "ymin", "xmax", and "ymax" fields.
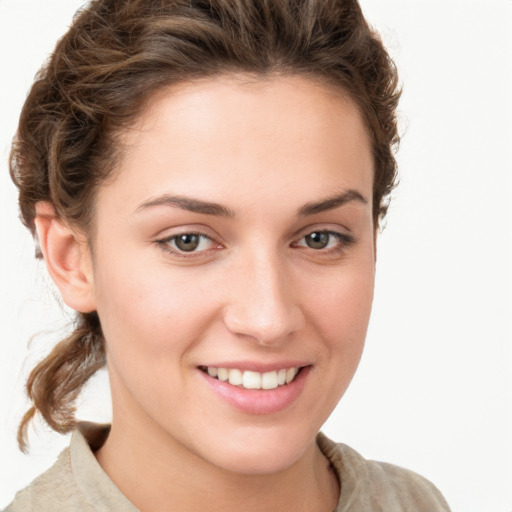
[{"xmin": 5, "ymin": 423, "xmax": 451, "ymax": 511}]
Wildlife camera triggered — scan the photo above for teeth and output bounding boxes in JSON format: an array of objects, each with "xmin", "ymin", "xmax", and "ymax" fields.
[
  {"xmin": 242, "ymin": 371, "xmax": 261, "ymax": 389},
  {"xmin": 217, "ymin": 368, "xmax": 229, "ymax": 381},
  {"xmin": 228, "ymin": 369, "xmax": 243, "ymax": 386},
  {"xmin": 286, "ymin": 368, "xmax": 298, "ymax": 384},
  {"xmin": 261, "ymin": 371, "xmax": 278, "ymax": 390},
  {"xmin": 205, "ymin": 366, "xmax": 300, "ymax": 390}
]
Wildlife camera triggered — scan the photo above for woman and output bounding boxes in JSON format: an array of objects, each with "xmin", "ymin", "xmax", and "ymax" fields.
[{"xmin": 5, "ymin": 0, "xmax": 451, "ymax": 510}]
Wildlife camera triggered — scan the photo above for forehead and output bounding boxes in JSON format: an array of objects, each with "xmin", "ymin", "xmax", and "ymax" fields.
[{"xmin": 99, "ymin": 74, "xmax": 373, "ymax": 215}]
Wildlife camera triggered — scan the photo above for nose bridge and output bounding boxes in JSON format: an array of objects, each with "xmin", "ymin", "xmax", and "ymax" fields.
[{"xmin": 223, "ymin": 245, "xmax": 303, "ymax": 344}]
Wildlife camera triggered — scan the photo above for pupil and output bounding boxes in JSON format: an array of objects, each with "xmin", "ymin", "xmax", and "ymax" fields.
[
  {"xmin": 176, "ymin": 234, "xmax": 199, "ymax": 251},
  {"xmin": 306, "ymin": 232, "xmax": 329, "ymax": 249}
]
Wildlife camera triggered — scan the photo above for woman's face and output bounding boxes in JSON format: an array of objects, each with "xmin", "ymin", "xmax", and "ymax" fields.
[{"xmin": 88, "ymin": 75, "xmax": 375, "ymax": 474}]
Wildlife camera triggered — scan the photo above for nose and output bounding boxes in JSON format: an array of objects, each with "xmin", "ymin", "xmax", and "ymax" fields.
[{"xmin": 222, "ymin": 250, "xmax": 305, "ymax": 346}]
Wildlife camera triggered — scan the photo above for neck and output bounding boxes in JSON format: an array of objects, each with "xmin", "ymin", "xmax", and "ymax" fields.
[{"xmin": 95, "ymin": 415, "xmax": 339, "ymax": 512}]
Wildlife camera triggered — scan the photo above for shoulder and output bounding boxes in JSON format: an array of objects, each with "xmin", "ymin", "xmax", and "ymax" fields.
[
  {"xmin": 4, "ymin": 423, "xmax": 128, "ymax": 512},
  {"xmin": 5, "ymin": 447, "xmax": 94, "ymax": 512},
  {"xmin": 317, "ymin": 433, "xmax": 451, "ymax": 512}
]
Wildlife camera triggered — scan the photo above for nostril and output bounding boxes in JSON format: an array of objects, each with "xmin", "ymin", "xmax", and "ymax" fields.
[{"xmin": 223, "ymin": 306, "xmax": 305, "ymax": 346}]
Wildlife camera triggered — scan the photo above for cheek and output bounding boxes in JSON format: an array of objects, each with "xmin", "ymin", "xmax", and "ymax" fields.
[
  {"xmin": 293, "ymin": 256, "xmax": 375, "ymax": 424},
  {"xmin": 91, "ymin": 249, "xmax": 215, "ymax": 368},
  {"xmin": 92, "ymin": 258, "xmax": 216, "ymax": 417},
  {"xmin": 306, "ymin": 259, "xmax": 375, "ymax": 346}
]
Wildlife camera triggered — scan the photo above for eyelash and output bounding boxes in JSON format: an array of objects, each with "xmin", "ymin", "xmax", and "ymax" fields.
[{"xmin": 156, "ymin": 229, "xmax": 355, "ymax": 259}]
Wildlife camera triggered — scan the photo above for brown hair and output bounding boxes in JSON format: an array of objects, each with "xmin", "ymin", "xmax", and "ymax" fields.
[{"xmin": 10, "ymin": 0, "xmax": 401, "ymax": 450}]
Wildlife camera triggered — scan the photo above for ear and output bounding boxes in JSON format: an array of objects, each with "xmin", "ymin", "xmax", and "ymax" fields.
[
  {"xmin": 34, "ymin": 202, "xmax": 96, "ymax": 313},
  {"xmin": 373, "ymin": 227, "xmax": 378, "ymax": 263}
]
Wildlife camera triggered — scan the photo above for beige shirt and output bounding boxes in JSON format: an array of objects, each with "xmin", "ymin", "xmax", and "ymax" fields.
[{"xmin": 6, "ymin": 423, "xmax": 451, "ymax": 511}]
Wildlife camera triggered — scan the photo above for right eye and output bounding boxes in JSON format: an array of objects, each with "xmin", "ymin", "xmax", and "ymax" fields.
[{"xmin": 158, "ymin": 232, "xmax": 218, "ymax": 255}]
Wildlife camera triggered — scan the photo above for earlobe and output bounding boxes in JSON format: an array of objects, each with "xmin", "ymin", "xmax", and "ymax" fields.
[{"xmin": 34, "ymin": 202, "xmax": 96, "ymax": 313}]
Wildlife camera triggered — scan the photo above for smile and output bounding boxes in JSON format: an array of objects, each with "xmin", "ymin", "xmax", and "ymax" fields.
[{"xmin": 201, "ymin": 366, "xmax": 300, "ymax": 390}]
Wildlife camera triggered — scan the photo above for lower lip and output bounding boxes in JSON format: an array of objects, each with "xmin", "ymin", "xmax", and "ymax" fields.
[{"xmin": 199, "ymin": 367, "xmax": 311, "ymax": 415}]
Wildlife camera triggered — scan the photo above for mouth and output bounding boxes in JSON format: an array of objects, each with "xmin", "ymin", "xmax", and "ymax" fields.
[
  {"xmin": 198, "ymin": 366, "xmax": 304, "ymax": 390},
  {"xmin": 198, "ymin": 364, "xmax": 311, "ymax": 415}
]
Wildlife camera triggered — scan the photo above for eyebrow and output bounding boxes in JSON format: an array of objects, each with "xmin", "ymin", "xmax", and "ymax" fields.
[
  {"xmin": 135, "ymin": 189, "xmax": 367, "ymax": 218},
  {"xmin": 135, "ymin": 195, "xmax": 235, "ymax": 217},
  {"xmin": 298, "ymin": 189, "xmax": 368, "ymax": 216}
]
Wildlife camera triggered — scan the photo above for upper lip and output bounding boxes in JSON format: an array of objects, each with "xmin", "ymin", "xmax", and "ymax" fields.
[{"xmin": 198, "ymin": 361, "xmax": 311, "ymax": 373}]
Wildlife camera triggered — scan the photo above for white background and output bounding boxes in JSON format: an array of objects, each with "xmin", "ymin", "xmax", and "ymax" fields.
[{"xmin": 0, "ymin": 1, "xmax": 510, "ymax": 510}]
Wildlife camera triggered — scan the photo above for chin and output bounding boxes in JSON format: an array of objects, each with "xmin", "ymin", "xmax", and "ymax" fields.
[{"xmin": 191, "ymin": 425, "xmax": 318, "ymax": 476}]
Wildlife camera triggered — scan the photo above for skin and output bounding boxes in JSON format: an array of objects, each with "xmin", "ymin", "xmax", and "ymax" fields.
[{"xmin": 36, "ymin": 75, "xmax": 376, "ymax": 511}]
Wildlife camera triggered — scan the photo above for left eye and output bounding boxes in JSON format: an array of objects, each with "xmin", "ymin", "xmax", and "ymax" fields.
[
  {"xmin": 296, "ymin": 231, "xmax": 346, "ymax": 250},
  {"xmin": 164, "ymin": 233, "xmax": 214, "ymax": 253}
]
